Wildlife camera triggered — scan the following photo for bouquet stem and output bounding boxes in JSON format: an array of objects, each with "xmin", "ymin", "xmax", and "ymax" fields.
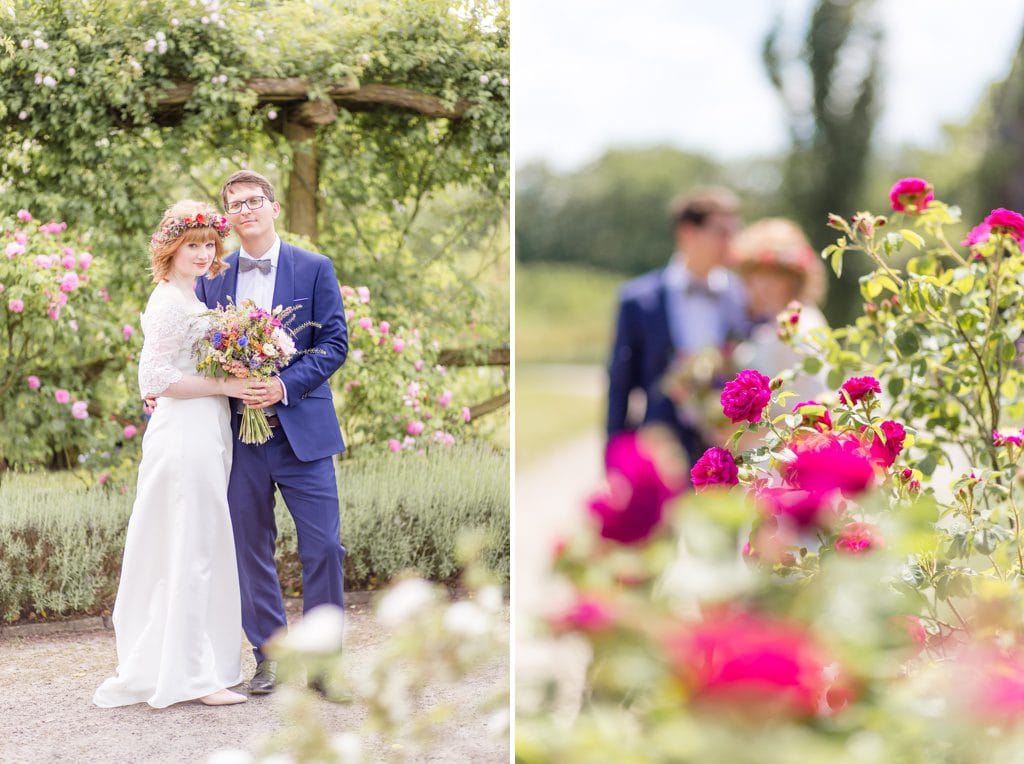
[{"xmin": 240, "ymin": 407, "xmax": 274, "ymax": 445}]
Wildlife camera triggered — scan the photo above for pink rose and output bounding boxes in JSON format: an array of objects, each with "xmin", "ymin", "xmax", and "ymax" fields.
[
  {"xmin": 33, "ymin": 255, "xmax": 50, "ymax": 268},
  {"xmin": 866, "ymin": 419, "xmax": 906, "ymax": 468},
  {"xmin": 790, "ymin": 435, "xmax": 874, "ymax": 499},
  {"xmin": 962, "ymin": 223, "xmax": 992, "ymax": 248},
  {"xmin": 122, "ymin": 324, "xmax": 134, "ymax": 340},
  {"xmin": 54, "ymin": 388, "xmax": 70, "ymax": 404},
  {"xmin": 48, "ymin": 305, "xmax": 60, "ymax": 321},
  {"xmin": 994, "ymin": 429, "xmax": 1024, "ymax": 448},
  {"xmin": 358, "ymin": 316, "xmax": 373, "ymax": 330},
  {"xmin": 792, "ymin": 400, "xmax": 832, "ymax": 431},
  {"xmin": 15, "ymin": 232, "xmax": 27, "ymax": 245},
  {"xmin": 437, "ymin": 390, "xmax": 453, "ymax": 407},
  {"xmin": 123, "ymin": 425, "xmax": 138, "ymax": 439},
  {"xmin": 357, "ymin": 286, "xmax": 370, "ymax": 304},
  {"xmin": 889, "ymin": 177, "xmax": 934, "ymax": 213},
  {"xmin": 345, "ymin": 309, "xmax": 354, "ymax": 322},
  {"xmin": 98, "ymin": 472, "xmax": 110, "ymax": 486},
  {"xmin": 7, "ymin": 298, "xmax": 24, "ymax": 313},
  {"xmin": 388, "ymin": 438, "xmax": 402, "ymax": 453},
  {"xmin": 549, "ymin": 596, "xmax": 615, "ymax": 634},
  {"xmin": 26, "ymin": 376, "xmax": 40, "ymax": 390},
  {"xmin": 588, "ymin": 433, "xmax": 683, "ymax": 544},
  {"xmin": 71, "ymin": 401, "xmax": 89, "ymax": 420},
  {"xmin": 392, "ymin": 338, "xmax": 406, "ymax": 353},
  {"xmin": 406, "ymin": 420, "xmax": 425, "ymax": 436},
  {"xmin": 835, "ymin": 521, "xmax": 885, "ymax": 555},
  {"xmin": 414, "ymin": 359, "xmax": 424, "ymax": 372},
  {"xmin": 100, "ymin": 288, "xmax": 110, "ymax": 303},
  {"xmin": 840, "ymin": 375, "xmax": 881, "ymax": 405},
  {"xmin": 5, "ymin": 242, "xmax": 25, "ymax": 258},
  {"xmin": 984, "ymin": 208, "xmax": 1024, "ymax": 242},
  {"xmin": 664, "ymin": 611, "xmax": 845, "ymax": 718},
  {"xmin": 720, "ymin": 369, "xmax": 772, "ymax": 424},
  {"xmin": 379, "ymin": 321, "xmax": 390, "ymax": 335},
  {"xmin": 340, "ymin": 285, "xmax": 355, "ymax": 298},
  {"xmin": 59, "ymin": 272, "xmax": 80, "ymax": 293},
  {"xmin": 690, "ymin": 446, "xmax": 739, "ymax": 491},
  {"xmin": 61, "ymin": 254, "xmax": 76, "ymax": 269},
  {"xmin": 16, "ymin": 209, "xmax": 32, "ymax": 222},
  {"xmin": 56, "ymin": 292, "xmax": 68, "ymax": 306},
  {"xmin": 462, "ymin": 406, "xmax": 471, "ymax": 423}
]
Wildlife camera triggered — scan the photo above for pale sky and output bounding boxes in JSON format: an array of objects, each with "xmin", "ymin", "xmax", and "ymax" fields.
[{"xmin": 515, "ymin": 1, "xmax": 1024, "ymax": 171}]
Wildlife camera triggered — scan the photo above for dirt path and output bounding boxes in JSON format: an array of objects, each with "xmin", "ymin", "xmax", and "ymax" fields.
[{"xmin": 0, "ymin": 600, "xmax": 508, "ymax": 764}]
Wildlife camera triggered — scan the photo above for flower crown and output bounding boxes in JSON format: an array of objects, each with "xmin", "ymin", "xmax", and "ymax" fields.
[{"xmin": 150, "ymin": 212, "xmax": 232, "ymax": 246}]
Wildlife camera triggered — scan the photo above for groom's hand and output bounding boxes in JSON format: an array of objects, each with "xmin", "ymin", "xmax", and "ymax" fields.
[{"xmin": 247, "ymin": 378, "xmax": 285, "ymax": 409}]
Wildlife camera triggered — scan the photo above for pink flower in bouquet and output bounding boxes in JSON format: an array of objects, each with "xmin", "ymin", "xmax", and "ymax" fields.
[
  {"xmin": 392, "ymin": 338, "xmax": 406, "ymax": 353},
  {"xmin": 16, "ymin": 209, "xmax": 32, "ymax": 222},
  {"xmin": 123, "ymin": 425, "xmax": 138, "ymax": 439},
  {"xmin": 588, "ymin": 433, "xmax": 682, "ymax": 544},
  {"xmin": 379, "ymin": 321, "xmax": 390, "ymax": 334},
  {"xmin": 462, "ymin": 406, "xmax": 472, "ymax": 423},
  {"xmin": 984, "ymin": 208, "xmax": 1024, "ymax": 242},
  {"xmin": 61, "ymin": 254, "xmax": 76, "ymax": 269},
  {"xmin": 388, "ymin": 438, "xmax": 402, "ymax": 453},
  {"xmin": 835, "ymin": 521, "xmax": 885, "ymax": 555},
  {"xmin": 437, "ymin": 390, "xmax": 453, "ymax": 407},
  {"xmin": 54, "ymin": 389, "xmax": 70, "ymax": 404},
  {"xmin": 691, "ymin": 447, "xmax": 739, "ymax": 491},
  {"xmin": 963, "ymin": 223, "xmax": 992, "ymax": 248},
  {"xmin": 122, "ymin": 324, "xmax": 134, "ymax": 340},
  {"xmin": 721, "ymin": 369, "xmax": 772, "ymax": 424},
  {"xmin": 71, "ymin": 401, "xmax": 89, "ymax": 420},
  {"xmin": 889, "ymin": 177, "xmax": 933, "ymax": 213},
  {"xmin": 839, "ymin": 375, "xmax": 881, "ymax": 405},
  {"xmin": 358, "ymin": 316, "xmax": 372, "ymax": 331},
  {"xmin": 59, "ymin": 272, "xmax": 80, "ymax": 293},
  {"xmin": 6, "ymin": 242, "xmax": 25, "ymax": 258},
  {"xmin": 550, "ymin": 596, "xmax": 615, "ymax": 634},
  {"xmin": 792, "ymin": 400, "xmax": 832, "ymax": 431},
  {"xmin": 866, "ymin": 419, "xmax": 906, "ymax": 468},
  {"xmin": 790, "ymin": 434, "xmax": 874, "ymax": 498},
  {"xmin": 26, "ymin": 376, "xmax": 40, "ymax": 390},
  {"xmin": 406, "ymin": 420, "xmax": 425, "ymax": 436},
  {"xmin": 357, "ymin": 286, "xmax": 370, "ymax": 304},
  {"xmin": 7, "ymin": 298, "xmax": 24, "ymax": 313},
  {"xmin": 665, "ymin": 610, "xmax": 841, "ymax": 717}
]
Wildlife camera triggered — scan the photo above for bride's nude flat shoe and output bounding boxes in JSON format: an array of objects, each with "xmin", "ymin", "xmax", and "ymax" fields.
[{"xmin": 198, "ymin": 688, "xmax": 247, "ymax": 706}]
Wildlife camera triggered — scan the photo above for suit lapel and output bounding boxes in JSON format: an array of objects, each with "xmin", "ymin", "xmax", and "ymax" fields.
[
  {"xmin": 271, "ymin": 241, "xmax": 294, "ymax": 312},
  {"xmin": 656, "ymin": 271, "xmax": 678, "ymax": 353}
]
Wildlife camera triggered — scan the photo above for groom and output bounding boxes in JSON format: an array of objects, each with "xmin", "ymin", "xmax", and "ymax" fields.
[{"xmin": 196, "ymin": 169, "xmax": 349, "ymax": 695}]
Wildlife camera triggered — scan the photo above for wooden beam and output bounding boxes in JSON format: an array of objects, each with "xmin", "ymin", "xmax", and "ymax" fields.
[
  {"xmin": 437, "ymin": 347, "xmax": 510, "ymax": 367},
  {"xmin": 468, "ymin": 391, "xmax": 509, "ymax": 420}
]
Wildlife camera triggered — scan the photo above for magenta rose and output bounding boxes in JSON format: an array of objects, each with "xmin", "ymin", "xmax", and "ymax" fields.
[
  {"xmin": 790, "ymin": 435, "xmax": 874, "ymax": 499},
  {"xmin": 839, "ymin": 375, "xmax": 881, "ymax": 406},
  {"xmin": 984, "ymin": 208, "xmax": 1024, "ymax": 242},
  {"xmin": 759, "ymin": 486, "xmax": 831, "ymax": 528},
  {"xmin": 889, "ymin": 177, "xmax": 934, "ymax": 213},
  {"xmin": 835, "ymin": 521, "xmax": 885, "ymax": 555},
  {"xmin": 866, "ymin": 420, "xmax": 906, "ymax": 469},
  {"xmin": 721, "ymin": 369, "xmax": 772, "ymax": 424},
  {"xmin": 994, "ymin": 429, "xmax": 1024, "ymax": 448},
  {"xmin": 691, "ymin": 447, "xmax": 739, "ymax": 491},
  {"xmin": 588, "ymin": 433, "xmax": 681, "ymax": 544},
  {"xmin": 549, "ymin": 596, "xmax": 615, "ymax": 634},
  {"xmin": 962, "ymin": 223, "xmax": 992, "ymax": 248},
  {"xmin": 792, "ymin": 400, "xmax": 832, "ymax": 431}
]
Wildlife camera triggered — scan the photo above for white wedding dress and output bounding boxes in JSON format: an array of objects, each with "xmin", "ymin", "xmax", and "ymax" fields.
[{"xmin": 93, "ymin": 298, "xmax": 242, "ymax": 708}]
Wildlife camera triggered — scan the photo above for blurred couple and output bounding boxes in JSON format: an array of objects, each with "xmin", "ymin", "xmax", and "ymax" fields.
[
  {"xmin": 94, "ymin": 170, "xmax": 349, "ymax": 708},
  {"xmin": 606, "ymin": 187, "xmax": 827, "ymax": 472}
]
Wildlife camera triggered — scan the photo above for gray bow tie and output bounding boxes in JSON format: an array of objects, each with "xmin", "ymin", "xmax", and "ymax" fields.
[{"xmin": 239, "ymin": 257, "xmax": 272, "ymax": 275}]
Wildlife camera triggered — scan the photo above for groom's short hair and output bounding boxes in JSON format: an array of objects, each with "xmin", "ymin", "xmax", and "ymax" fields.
[{"xmin": 221, "ymin": 170, "xmax": 277, "ymax": 207}]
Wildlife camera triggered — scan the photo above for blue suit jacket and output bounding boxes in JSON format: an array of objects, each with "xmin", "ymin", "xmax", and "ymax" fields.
[
  {"xmin": 606, "ymin": 266, "xmax": 748, "ymax": 462},
  {"xmin": 196, "ymin": 240, "xmax": 349, "ymax": 461}
]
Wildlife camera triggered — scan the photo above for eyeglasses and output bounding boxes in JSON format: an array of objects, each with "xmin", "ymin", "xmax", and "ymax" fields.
[{"xmin": 225, "ymin": 195, "xmax": 269, "ymax": 214}]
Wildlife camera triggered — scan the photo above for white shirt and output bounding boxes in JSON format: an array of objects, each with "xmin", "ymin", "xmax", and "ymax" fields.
[
  {"xmin": 663, "ymin": 255, "xmax": 731, "ymax": 352},
  {"xmin": 235, "ymin": 235, "xmax": 287, "ymax": 407}
]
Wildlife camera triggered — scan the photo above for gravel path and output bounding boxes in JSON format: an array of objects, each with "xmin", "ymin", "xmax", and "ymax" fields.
[{"xmin": 0, "ymin": 599, "xmax": 508, "ymax": 764}]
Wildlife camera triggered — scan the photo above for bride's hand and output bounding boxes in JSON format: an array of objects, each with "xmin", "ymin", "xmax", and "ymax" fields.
[{"xmin": 222, "ymin": 377, "xmax": 254, "ymax": 402}]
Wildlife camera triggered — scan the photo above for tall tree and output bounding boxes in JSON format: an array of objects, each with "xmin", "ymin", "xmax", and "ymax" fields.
[
  {"xmin": 975, "ymin": 31, "xmax": 1024, "ymax": 218},
  {"xmin": 763, "ymin": 0, "xmax": 882, "ymax": 324}
]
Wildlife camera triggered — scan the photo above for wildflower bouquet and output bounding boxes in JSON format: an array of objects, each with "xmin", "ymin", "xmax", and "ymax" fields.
[{"xmin": 194, "ymin": 298, "xmax": 301, "ymax": 444}]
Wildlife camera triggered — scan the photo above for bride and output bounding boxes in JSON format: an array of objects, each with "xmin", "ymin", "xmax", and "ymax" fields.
[{"xmin": 94, "ymin": 200, "xmax": 255, "ymax": 708}]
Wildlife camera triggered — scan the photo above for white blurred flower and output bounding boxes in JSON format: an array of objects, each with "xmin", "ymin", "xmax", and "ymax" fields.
[
  {"xmin": 20, "ymin": 39, "xmax": 29, "ymax": 49},
  {"xmin": 42, "ymin": 75, "xmax": 57, "ymax": 88},
  {"xmin": 255, "ymin": 28, "xmax": 265, "ymax": 41},
  {"xmin": 206, "ymin": 750, "xmax": 255, "ymax": 764},
  {"xmin": 18, "ymin": 111, "xmax": 28, "ymax": 120},
  {"xmin": 329, "ymin": 733, "xmax": 363, "ymax": 761},
  {"xmin": 261, "ymin": 342, "xmax": 277, "ymax": 357},
  {"xmin": 267, "ymin": 109, "xmax": 278, "ymax": 120},
  {"xmin": 376, "ymin": 578, "xmax": 434, "ymax": 627},
  {"xmin": 477, "ymin": 585, "xmax": 503, "ymax": 613},
  {"xmin": 500, "ymin": 77, "xmax": 509, "ymax": 86},
  {"xmin": 34, "ymin": 38, "xmax": 48, "ymax": 49},
  {"xmin": 171, "ymin": 17, "xmax": 180, "ymax": 25},
  {"xmin": 485, "ymin": 707, "xmax": 510, "ymax": 736},
  {"xmin": 443, "ymin": 601, "xmax": 490, "ymax": 637},
  {"xmin": 276, "ymin": 604, "xmax": 344, "ymax": 655},
  {"xmin": 479, "ymin": 74, "xmax": 489, "ymax": 84},
  {"xmin": 156, "ymin": 31, "xmax": 165, "ymax": 40},
  {"xmin": 201, "ymin": 15, "xmax": 210, "ymax": 23},
  {"xmin": 34, "ymin": 73, "xmax": 42, "ymax": 84},
  {"xmin": 67, "ymin": 67, "xmax": 75, "ymax": 76},
  {"xmin": 144, "ymin": 38, "xmax": 156, "ymax": 52},
  {"xmin": 361, "ymin": 53, "xmax": 370, "ymax": 63}
]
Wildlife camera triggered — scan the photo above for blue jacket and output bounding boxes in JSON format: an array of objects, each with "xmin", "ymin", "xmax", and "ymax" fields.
[{"xmin": 196, "ymin": 240, "xmax": 349, "ymax": 461}]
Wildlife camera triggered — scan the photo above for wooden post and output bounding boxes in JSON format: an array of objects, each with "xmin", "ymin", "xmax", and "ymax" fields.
[{"xmin": 281, "ymin": 99, "xmax": 339, "ymax": 242}]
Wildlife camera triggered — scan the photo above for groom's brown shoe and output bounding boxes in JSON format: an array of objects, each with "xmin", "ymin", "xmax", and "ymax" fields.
[{"xmin": 248, "ymin": 660, "xmax": 277, "ymax": 695}]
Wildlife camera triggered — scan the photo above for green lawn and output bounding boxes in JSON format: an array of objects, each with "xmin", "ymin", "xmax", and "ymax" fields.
[
  {"xmin": 515, "ymin": 363, "xmax": 604, "ymax": 469},
  {"xmin": 515, "ymin": 262, "xmax": 623, "ymax": 364}
]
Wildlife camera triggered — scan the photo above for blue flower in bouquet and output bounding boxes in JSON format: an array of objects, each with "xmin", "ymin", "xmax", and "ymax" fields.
[
  {"xmin": 212, "ymin": 331, "xmax": 224, "ymax": 348},
  {"xmin": 238, "ymin": 335, "xmax": 248, "ymax": 348},
  {"xmin": 249, "ymin": 357, "xmax": 261, "ymax": 369}
]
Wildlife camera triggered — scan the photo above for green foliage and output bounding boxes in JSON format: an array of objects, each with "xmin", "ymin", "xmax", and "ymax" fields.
[
  {"xmin": 0, "ymin": 446, "xmax": 508, "ymax": 622},
  {"xmin": 763, "ymin": 0, "xmax": 882, "ymax": 324}
]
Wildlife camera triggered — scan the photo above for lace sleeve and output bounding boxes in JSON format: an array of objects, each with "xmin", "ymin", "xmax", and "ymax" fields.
[{"xmin": 138, "ymin": 302, "xmax": 189, "ymax": 397}]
